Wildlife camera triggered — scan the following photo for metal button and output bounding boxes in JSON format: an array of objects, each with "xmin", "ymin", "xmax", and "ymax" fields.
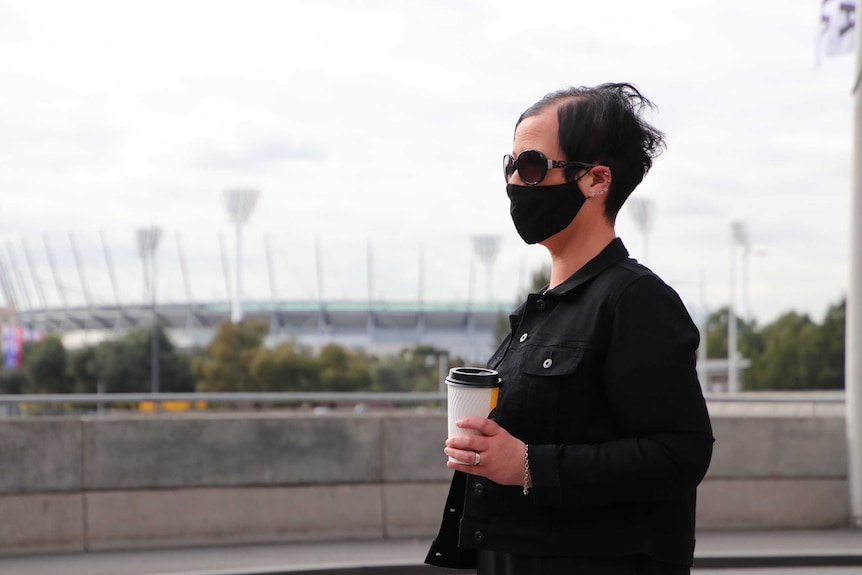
[
  {"xmin": 474, "ymin": 483, "xmax": 484, "ymax": 495},
  {"xmin": 474, "ymin": 531, "xmax": 485, "ymax": 543},
  {"xmin": 519, "ymin": 333, "xmax": 528, "ymax": 342},
  {"xmin": 536, "ymin": 299, "xmax": 546, "ymax": 310},
  {"xmin": 542, "ymin": 358, "xmax": 553, "ymax": 369}
]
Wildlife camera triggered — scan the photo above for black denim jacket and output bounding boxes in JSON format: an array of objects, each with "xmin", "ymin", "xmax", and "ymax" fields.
[{"xmin": 426, "ymin": 238, "xmax": 714, "ymax": 569}]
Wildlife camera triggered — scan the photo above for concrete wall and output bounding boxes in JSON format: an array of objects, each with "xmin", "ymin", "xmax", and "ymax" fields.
[{"xmin": 0, "ymin": 406, "xmax": 851, "ymax": 555}]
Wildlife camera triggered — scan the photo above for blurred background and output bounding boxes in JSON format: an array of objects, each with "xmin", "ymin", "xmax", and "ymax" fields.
[
  {"xmin": 0, "ymin": 0, "xmax": 853, "ymax": 397},
  {"xmin": 0, "ymin": 0, "xmax": 860, "ymax": 567}
]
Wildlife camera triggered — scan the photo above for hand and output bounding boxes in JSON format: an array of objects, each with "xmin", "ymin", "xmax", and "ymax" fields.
[{"xmin": 444, "ymin": 417, "xmax": 526, "ymax": 487}]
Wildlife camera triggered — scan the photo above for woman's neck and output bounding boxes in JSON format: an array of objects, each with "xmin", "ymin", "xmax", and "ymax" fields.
[{"xmin": 545, "ymin": 220, "xmax": 616, "ymax": 290}]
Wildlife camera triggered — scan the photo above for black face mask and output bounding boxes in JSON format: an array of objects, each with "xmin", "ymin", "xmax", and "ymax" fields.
[{"xmin": 506, "ymin": 180, "xmax": 585, "ymax": 244}]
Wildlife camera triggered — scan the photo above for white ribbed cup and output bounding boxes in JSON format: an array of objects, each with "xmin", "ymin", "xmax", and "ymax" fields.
[{"xmin": 446, "ymin": 367, "xmax": 500, "ymax": 464}]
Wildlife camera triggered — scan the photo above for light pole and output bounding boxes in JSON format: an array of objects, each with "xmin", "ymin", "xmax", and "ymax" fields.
[
  {"xmin": 224, "ymin": 189, "xmax": 260, "ymax": 323},
  {"xmin": 627, "ymin": 197, "xmax": 655, "ymax": 265},
  {"xmin": 472, "ymin": 235, "xmax": 501, "ymax": 303},
  {"xmin": 136, "ymin": 227, "xmax": 162, "ymax": 394},
  {"xmin": 728, "ymin": 221, "xmax": 749, "ymax": 393},
  {"xmin": 847, "ymin": 0, "xmax": 862, "ymax": 528}
]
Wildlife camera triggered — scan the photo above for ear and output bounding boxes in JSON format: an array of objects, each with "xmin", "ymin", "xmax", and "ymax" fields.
[{"xmin": 586, "ymin": 166, "xmax": 612, "ymax": 199}]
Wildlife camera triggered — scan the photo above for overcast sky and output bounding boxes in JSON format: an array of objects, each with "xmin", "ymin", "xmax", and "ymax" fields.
[{"xmin": 0, "ymin": 0, "xmax": 855, "ymax": 325}]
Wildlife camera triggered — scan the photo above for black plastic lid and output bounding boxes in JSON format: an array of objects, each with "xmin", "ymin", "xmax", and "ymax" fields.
[{"xmin": 445, "ymin": 367, "xmax": 500, "ymax": 387}]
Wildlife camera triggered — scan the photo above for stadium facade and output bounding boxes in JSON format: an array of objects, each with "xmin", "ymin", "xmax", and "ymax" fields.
[{"xmin": 7, "ymin": 299, "xmax": 513, "ymax": 364}]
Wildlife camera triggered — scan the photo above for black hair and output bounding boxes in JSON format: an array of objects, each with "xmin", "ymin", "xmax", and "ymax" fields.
[{"xmin": 516, "ymin": 83, "xmax": 666, "ymax": 223}]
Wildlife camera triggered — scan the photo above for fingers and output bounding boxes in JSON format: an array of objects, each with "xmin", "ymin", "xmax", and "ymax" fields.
[
  {"xmin": 446, "ymin": 434, "xmax": 488, "ymax": 452},
  {"xmin": 445, "ymin": 418, "xmax": 502, "ymax": 451},
  {"xmin": 444, "ymin": 446, "xmax": 477, "ymax": 467},
  {"xmin": 456, "ymin": 416, "xmax": 499, "ymax": 435}
]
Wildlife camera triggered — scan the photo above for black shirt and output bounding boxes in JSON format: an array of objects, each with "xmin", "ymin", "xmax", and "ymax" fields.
[{"xmin": 427, "ymin": 238, "xmax": 714, "ymax": 570}]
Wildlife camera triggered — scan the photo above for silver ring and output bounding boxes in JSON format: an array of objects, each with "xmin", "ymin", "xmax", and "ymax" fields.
[{"xmin": 474, "ymin": 451, "xmax": 481, "ymax": 466}]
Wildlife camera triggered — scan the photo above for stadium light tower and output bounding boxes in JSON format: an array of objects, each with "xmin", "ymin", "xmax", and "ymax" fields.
[
  {"xmin": 136, "ymin": 226, "xmax": 162, "ymax": 394},
  {"xmin": 224, "ymin": 189, "xmax": 260, "ymax": 323},
  {"xmin": 472, "ymin": 235, "xmax": 501, "ymax": 303},
  {"xmin": 728, "ymin": 220, "xmax": 749, "ymax": 394},
  {"xmin": 627, "ymin": 197, "xmax": 655, "ymax": 265}
]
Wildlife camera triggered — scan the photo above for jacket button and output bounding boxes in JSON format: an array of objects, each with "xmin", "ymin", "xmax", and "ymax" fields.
[
  {"xmin": 536, "ymin": 299, "xmax": 546, "ymax": 310},
  {"xmin": 474, "ymin": 483, "xmax": 484, "ymax": 495},
  {"xmin": 542, "ymin": 358, "xmax": 553, "ymax": 369},
  {"xmin": 474, "ymin": 531, "xmax": 485, "ymax": 543},
  {"xmin": 519, "ymin": 333, "xmax": 528, "ymax": 342}
]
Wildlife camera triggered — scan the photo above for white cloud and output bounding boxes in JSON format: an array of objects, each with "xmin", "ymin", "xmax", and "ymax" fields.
[{"xmin": 0, "ymin": 0, "xmax": 855, "ymax": 326}]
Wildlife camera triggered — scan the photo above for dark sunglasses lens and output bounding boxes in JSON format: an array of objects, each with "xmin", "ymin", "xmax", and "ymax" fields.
[
  {"xmin": 504, "ymin": 155, "xmax": 516, "ymax": 183},
  {"xmin": 517, "ymin": 151, "xmax": 546, "ymax": 184}
]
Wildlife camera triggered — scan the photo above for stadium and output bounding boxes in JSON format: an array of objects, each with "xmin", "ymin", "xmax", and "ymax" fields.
[{"xmin": 0, "ymin": 212, "xmax": 529, "ymax": 366}]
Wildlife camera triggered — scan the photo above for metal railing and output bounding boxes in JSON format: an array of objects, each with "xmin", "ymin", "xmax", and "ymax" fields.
[
  {"xmin": 0, "ymin": 391, "xmax": 445, "ymax": 405},
  {"xmin": 0, "ymin": 390, "xmax": 846, "ymax": 404},
  {"xmin": 0, "ymin": 390, "xmax": 847, "ymax": 417}
]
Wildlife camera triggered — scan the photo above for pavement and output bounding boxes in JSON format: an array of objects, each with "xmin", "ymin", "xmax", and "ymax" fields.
[{"xmin": 1, "ymin": 530, "xmax": 862, "ymax": 575}]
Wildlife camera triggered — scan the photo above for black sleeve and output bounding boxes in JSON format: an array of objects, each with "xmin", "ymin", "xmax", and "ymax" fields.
[{"xmin": 529, "ymin": 275, "xmax": 714, "ymax": 509}]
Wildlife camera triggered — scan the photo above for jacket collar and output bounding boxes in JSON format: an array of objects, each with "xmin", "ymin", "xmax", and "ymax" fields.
[{"xmin": 540, "ymin": 237, "xmax": 629, "ymax": 297}]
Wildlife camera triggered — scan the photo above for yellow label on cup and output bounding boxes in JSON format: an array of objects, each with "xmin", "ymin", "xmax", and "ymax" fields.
[{"xmin": 489, "ymin": 387, "xmax": 499, "ymax": 412}]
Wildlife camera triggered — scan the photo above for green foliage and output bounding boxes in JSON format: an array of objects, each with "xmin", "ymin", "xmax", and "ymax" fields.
[
  {"xmin": 372, "ymin": 345, "xmax": 456, "ymax": 393},
  {"xmin": 89, "ymin": 324, "xmax": 195, "ymax": 393},
  {"xmin": 747, "ymin": 312, "xmax": 820, "ymax": 390},
  {"xmin": 4, "ymin": 290, "xmax": 845, "ymax": 396},
  {"xmin": 68, "ymin": 346, "xmax": 99, "ymax": 393},
  {"xmin": 2, "ymin": 325, "xmax": 193, "ymax": 395},
  {"xmin": 0, "ymin": 369, "xmax": 28, "ymax": 394},
  {"xmin": 193, "ymin": 320, "xmax": 268, "ymax": 392},
  {"xmin": 705, "ymin": 307, "xmax": 763, "ymax": 363},
  {"xmin": 319, "ymin": 344, "xmax": 372, "ymax": 392},
  {"xmin": 247, "ymin": 342, "xmax": 319, "ymax": 391},
  {"xmin": 705, "ymin": 299, "xmax": 845, "ymax": 391},
  {"xmin": 22, "ymin": 335, "xmax": 71, "ymax": 393},
  {"xmin": 814, "ymin": 299, "xmax": 845, "ymax": 389}
]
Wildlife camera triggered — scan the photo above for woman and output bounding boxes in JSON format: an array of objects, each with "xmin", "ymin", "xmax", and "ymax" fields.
[{"xmin": 426, "ymin": 83, "xmax": 714, "ymax": 575}]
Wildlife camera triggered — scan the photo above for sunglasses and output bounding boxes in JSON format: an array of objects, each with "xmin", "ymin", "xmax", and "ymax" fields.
[{"xmin": 504, "ymin": 149, "xmax": 596, "ymax": 185}]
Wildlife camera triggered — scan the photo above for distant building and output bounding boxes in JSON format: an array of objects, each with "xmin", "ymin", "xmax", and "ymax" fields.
[
  {"xmin": 17, "ymin": 300, "xmax": 512, "ymax": 365},
  {"xmin": 699, "ymin": 357, "xmax": 752, "ymax": 393}
]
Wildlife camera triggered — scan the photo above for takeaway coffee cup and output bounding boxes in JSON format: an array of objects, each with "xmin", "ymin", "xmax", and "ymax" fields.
[{"xmin": 446, "ymin": 367, "xmax": 501, "ymax": 464}]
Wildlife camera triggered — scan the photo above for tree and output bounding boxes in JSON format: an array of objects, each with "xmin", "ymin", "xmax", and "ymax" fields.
[
  {"xmin": 813, "ymin": 298, "xmax": 845, "ymax": 389},
  {"xmin": 704, "ymin": 307, "xmax": 762, "ymax": 362},
  {"xmin": 68, "ymin": 345, "xmax": 99, "ymax": 393},
  {"xmin": 22, "ymin": 335, "xmax": 71, "ymax": 393},
  {"xmin": 318, "ymin": 344, "xmax": 372, "ymax": 392},
  {"xmin": 746, "ymin": 311, "xmax": 820, "ymax": 391},
  {"xmin": 193, "ymin": 320, "xmax": 268, "ymax": 392},
  {"xmin": 372, "ymin": 345, "xmax": 458, "ymax": 393},
  {"xmin": 0, "ymin": 370, "xmax": 28, "ymax": 394},
  {"xmin": 247, "ymin": 342, "xmax": 319, "ymax": 392},
  {"xmin": 91, "ymin": 325, "xmax": 195, "ymax": 393}
]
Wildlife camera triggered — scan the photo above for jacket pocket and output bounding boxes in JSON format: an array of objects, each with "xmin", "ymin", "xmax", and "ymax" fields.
[
  {"xmin": 521, "ymin": 343, "xmax": 585, "ymax": 377},
  {"xmin": 519, "ymin": 343, "xmax": 589, "ymax": 435}
]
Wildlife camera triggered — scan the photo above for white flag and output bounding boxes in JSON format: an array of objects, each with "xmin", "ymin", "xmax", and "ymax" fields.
[{"xmin": 820, "ymin": 0, "xmax": 856, "ymax": 57}]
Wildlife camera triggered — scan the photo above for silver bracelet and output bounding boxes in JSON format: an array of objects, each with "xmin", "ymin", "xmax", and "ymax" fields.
[{"xmin": 523, "ymin": 444, "xmax": 531, "ymax": 496}]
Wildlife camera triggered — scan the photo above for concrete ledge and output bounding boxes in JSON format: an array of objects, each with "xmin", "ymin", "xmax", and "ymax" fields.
[
  {"xmin": 85, "ymin": 485, "xmax": 385, "ymax": 551},
  {"xmin": 381, "ymin": 416, "xmax": 451, "ymax": 483},
  {"xmin": 707, "ymin": 417, "xmax": 846, "ymax": 478},
  {"xmin": 0, "ymin": 493, "xmax": 84, "ymax": 554},
  {"xmin": 0, "ymin": 410, "xmax": 853, "ymax": 554},
  {"xmin": 383, "ymin": 482, "xmax": 450, "ymax": 539},
  {"xmin": 0, "ymin": 419, "xmax": 82, "ymax": 494},
  {"xmin": 697, "ymin": 478, "xmax": 849, "ymax": 528},
  {"xmin": 83, "ymin": 414, "xmax": 382, "ymax": 489}
]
